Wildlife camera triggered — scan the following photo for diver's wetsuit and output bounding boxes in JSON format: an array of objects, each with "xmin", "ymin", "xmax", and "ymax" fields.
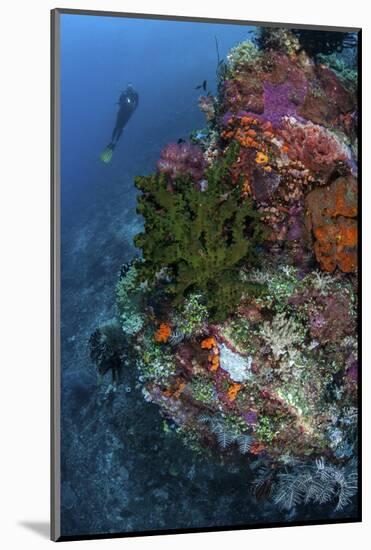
[{"xmin": 108, "ymin": 87, "xmax": 139, "ymax": 150}]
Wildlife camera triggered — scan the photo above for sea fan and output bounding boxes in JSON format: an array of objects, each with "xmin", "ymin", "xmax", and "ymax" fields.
[
  {"xmin": 273, "ymin": 472, "xmax": 304, "ymax": 510},
  {"xmin": 198, "ymin": 413, "xmax": 213, "ymax": 425},
  {"xmin": 168, "ymin": 329, "xmax": 185, "ymax": 347},
  {"xmin": 198, "ymin": 414, "xmax": 254, "ymax": 453},
  {"xmin": 251, "ymin": 465, "xmax": 274, "ymax": 499},
  {"xmin": 336, "ymin": 471, "xmax": 358, "ymax": 511},
  {"xmin": 316, "ymin": 460, "xmax": 358, "ymax": 511},
  {"xmin": 214, "ymin": 426, "xmax": 235, "ymax": 449},
  {"xmin": 236, "ymin": 434, "xmax": 253, "ymax": 454},
  {"xmin": 271, "ymin": 459, "xmax": 358, "ymax": 512}
]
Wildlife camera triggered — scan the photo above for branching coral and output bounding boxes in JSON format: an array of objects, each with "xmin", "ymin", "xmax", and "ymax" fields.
[
  {"xmin": 136, "ymin": 340, "xmax": 176, "ymax": 384},
  {"xmin": 260, "ymin": 312, "xmax": 304, "ymax": 361}
]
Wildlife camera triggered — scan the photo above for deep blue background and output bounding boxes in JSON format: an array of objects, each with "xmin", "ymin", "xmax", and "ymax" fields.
[
  {"xmin": 59, "ymin": 13, "xmax": 263, "ymax": 537},
  {"xmin": 60, "ymin": 15, "xmax": 254, "ymax": 223}
]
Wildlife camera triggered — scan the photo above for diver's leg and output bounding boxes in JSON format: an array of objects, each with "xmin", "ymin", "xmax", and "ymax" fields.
[
  {"xmin": 111, "ymin": 126, "xmax": 119, "ymax": 142},
  {"xmin": 115, "ymin": 127, "xmax": 124, "ymax": 142}
]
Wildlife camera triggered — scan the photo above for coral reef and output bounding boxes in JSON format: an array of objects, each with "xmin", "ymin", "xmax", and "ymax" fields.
[{"xmin": 91, "ymin": 26, "xmax": 358, "ymax": 520}]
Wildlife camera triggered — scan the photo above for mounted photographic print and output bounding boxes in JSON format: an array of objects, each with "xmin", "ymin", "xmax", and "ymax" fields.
[{"xmin": 51, "ymin": 8, "xmax": 361, "ymax": 541}]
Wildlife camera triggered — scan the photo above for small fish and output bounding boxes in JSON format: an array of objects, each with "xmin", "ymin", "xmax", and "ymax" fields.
[
  {"xmin": 177, "ymin": 138, "xmax": 185, "ymax": 144},
  {"xmin": 195, "ymin": 80, "xmax": 207, "ymax": 91}
]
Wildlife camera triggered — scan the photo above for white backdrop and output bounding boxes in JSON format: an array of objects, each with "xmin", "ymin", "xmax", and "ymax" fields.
[{"xmin": 0, "ymin": 0, "xmax": 369, "ymax": 547}]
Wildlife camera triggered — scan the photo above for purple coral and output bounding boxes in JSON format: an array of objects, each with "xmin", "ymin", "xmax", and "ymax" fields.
[
  {"xmin": 346, "ymin": 356, "xmax": 358, "ymax": 383},
  {"xmin": 244, "ymin": 410, "xmax": 258, "ymax": 425},
  {"xmin": 263, "ymin": 80, "xmax": 307, "ymax": 127},
  {"xmin": 157, "ymin": 142, "xmax": 207, "ymax": 182},
  {"xmin": 287, "ymin": 205, "xmax": 305, "ymax": 241}
]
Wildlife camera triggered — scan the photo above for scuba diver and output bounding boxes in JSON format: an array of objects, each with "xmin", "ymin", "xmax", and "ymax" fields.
[{"xmin": 100, "ymin": 83, "xmax": 139, "ymax": 164}]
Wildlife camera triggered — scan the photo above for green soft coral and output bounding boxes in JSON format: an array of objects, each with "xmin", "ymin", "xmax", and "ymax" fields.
[{"xmin": 134, "ymin": 143, "xmax": 264, "ymax": 321}]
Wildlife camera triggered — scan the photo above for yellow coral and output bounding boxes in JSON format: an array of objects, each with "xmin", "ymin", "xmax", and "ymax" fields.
[
  {"xmin": 173, "ymin": 380, "xmax": 186, "ymax": 399},
  {"xmin": 255, "ymin": 151, "xmax": 268, "ymax": 164},
  {"xmin": 242, "ymin": 178, "xmax": 251, "ymax": 196},
  {"xmin": 227, "ymin": 383, "xmax": 242, "ymax": 401},
  {"xmin": 210, "ymin": 355, "xmax": 220, "ymax": 372}
]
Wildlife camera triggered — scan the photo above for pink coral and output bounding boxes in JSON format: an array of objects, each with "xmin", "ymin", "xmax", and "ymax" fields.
[
  {"xmin": 157, "ymin": 142, "xmax": 207, "ymax": 182},
  {"xmin": 280, "ymin": 118, "xmax": 351, "ymax": 176}
]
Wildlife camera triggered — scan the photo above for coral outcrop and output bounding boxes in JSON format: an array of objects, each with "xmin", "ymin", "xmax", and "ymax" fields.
[{"xmin": 91, "ymin": 27, "xmax": 359, "ymax": 518}]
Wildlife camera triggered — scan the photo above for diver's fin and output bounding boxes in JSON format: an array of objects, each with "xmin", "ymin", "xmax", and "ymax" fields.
[{"xmin": 100, "ymin": 145, "xmax": 114, "ymax": 164}]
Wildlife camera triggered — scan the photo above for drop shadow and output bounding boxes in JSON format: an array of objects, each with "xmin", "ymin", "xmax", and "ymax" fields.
[{"xmin": 18, "ymin": 521, "xmax": 50, "ymax": 539}]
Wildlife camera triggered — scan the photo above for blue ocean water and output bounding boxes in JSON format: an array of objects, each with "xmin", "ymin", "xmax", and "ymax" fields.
[{"xmin": 59, "ymin": 14, "xmax": 354, "ymax": 537}]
